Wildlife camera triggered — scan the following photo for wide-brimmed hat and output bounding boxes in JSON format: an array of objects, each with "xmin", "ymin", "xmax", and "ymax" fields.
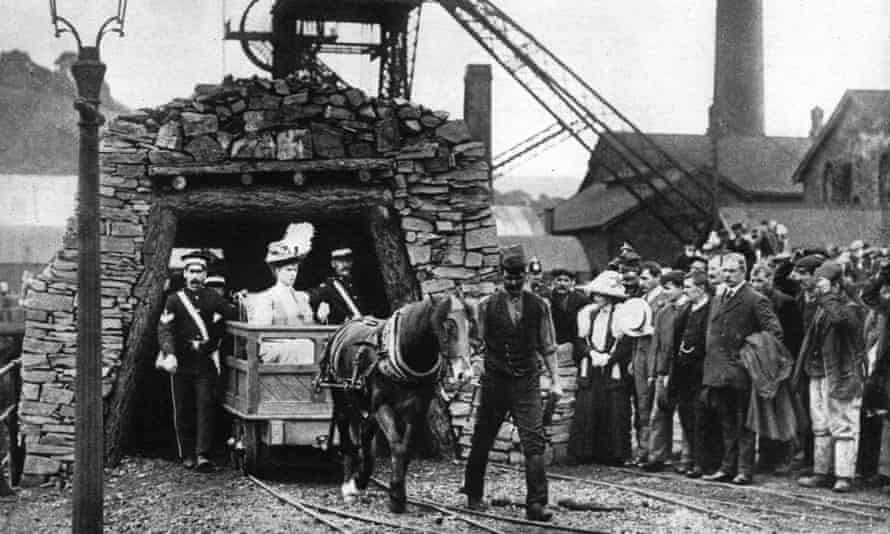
[
  {"xmin": 614, "ymin": 297, "xmax": 654, "ymax": 338},
  {"xmin": 266, "ymin": 222, "xmax": 314, "ymax": 265},
  {"xmin": 579, "ymin": 271, "xmax": 627, "ymax": 299}
]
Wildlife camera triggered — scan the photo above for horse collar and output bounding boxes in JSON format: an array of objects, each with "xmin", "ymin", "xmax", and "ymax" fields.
[{"xmin": 378, "ymin": 309, "xmax": 442, "ymax": 383}]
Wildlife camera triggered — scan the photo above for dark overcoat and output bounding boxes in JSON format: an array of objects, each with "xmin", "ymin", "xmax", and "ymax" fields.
[{"xmin": 704, "ymin": 283, "xmax": 783, "ymax": 390}]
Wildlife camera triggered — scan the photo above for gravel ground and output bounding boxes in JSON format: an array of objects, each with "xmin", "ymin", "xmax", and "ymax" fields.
[{"xmin": 2, "ymin": 455, "xmax": 890, "ymax": 533}]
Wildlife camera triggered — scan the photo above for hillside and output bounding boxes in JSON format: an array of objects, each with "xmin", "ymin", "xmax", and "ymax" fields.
[{"xmin": 0, "ymin": 49, "xmax": 129, "ymax": 174}]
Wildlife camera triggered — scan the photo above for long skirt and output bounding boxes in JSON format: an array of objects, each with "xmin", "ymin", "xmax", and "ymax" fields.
[{"xmin": 568, "ymin": 367, "xmax": 631, "ymax": 464}]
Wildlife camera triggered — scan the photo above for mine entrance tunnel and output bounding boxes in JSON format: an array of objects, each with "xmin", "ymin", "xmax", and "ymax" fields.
[{"xmin": 124, "ymin": 184, "xmax": 416, "ymax": 457}]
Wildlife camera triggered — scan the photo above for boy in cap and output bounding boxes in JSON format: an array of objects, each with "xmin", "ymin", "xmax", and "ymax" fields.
[
  {"xmin": 463, "ymin": 245, "xmax": 562, "ymax": 522},
  {"xmin": 310, "ymin": 247, "xmax": 367, "ymax": 324},
  {"xmin": 797, "ymin": 262, "xmax": 865, "ymax": 492},
  {"xmin": 157, "ymin": 250, "xmax": 237, "ymax": 472}
]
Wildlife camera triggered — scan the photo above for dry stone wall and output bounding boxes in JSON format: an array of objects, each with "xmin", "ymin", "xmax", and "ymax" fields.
[{"xmin": 17, "ymin": 73, "xmax": 502, "ymax": 483}]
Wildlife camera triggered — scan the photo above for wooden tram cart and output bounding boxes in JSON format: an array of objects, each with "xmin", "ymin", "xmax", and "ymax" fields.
[{"xmin": 222, "ymin": 321, "xmax": 340, "ymax": 475}]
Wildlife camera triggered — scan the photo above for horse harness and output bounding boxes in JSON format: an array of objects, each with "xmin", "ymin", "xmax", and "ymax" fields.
[{"xmin": 316, "ymin": 309, "xmax": 443, "ymax": 395}]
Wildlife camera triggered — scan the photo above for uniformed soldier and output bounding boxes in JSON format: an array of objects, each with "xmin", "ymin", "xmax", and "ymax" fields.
[
  {"xmin": 310, "ymin": 247, "xmax": 367, "ymax": 324},
  {"xmin": 463, "ymin": 245, "xmax": 563, "ymax": 522},
  {"xmin": 157, "ymin": 250, "xmax": 236, "ymax": 472}
]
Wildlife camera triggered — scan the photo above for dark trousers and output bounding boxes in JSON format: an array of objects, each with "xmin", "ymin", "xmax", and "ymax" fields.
[
  {"xmin": 170, "ymin": 372, "xmax": 216, "ymax": 459},
  {"xmin": 695, "ymin": 390, "xmax": 723, "ymax": 473},
  {"xmin": 464, "ymin": 372, "xmax": 548, "ymax": 507},
  {"xmin": 711, "ymin": 386, "xmax": 755, "ymax": 477}
]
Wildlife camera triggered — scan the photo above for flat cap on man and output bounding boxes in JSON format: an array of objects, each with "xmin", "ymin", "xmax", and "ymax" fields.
[
  {"xmin": 501, "ymin": 244, "xmax": 526, "ymax": 275},
  {"xmin": 793, "ymin": 254, "xmax": 826, "ymax": 274},
  {"xmin": 660, "ymin": 270, "xmax": 685, "ymax": 288},
  {"xmin": 813, "ymin": 261, "xmax": 843, "ymax": 283},
  {"xmin": 550, "ymin": 267, "xmax": 574, "ymax": 279}
]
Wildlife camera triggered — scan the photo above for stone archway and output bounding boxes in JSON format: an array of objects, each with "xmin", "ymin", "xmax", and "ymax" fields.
[{"xmin": 18, "ymin": 75, "xmax": 497, "ymax": 481}]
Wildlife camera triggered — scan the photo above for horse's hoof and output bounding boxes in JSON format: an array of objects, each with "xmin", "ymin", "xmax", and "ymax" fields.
[
  {"xmin": 388, "ymin": 498, "xmax": 406, "ymax": 514},
  {"xmin": 341, "ymin": 479, "xmax": 360, "ymax": 503}
]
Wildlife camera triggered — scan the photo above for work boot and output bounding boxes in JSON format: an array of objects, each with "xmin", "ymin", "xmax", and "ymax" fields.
[
  {"xmin": 526, "ymin": 502, "xmax": 553, "ymax": 522},
  {"xmin": 798, "ymin": 473, "xmax": 831, "ymax": 488},
  {"xmin": 195, "ymin": 455, "xmax": 214, "ymax": 473},
  {"xmin": 466, "ymin": 497, "xmax": 488, "ymax": 512},
  {"xmin": 0, "ymin": 470, "xmax": 15, "ymax": 498},
  {"xmin": 832, "ymin": 477, "xmax": 853, "ymax": 493},
  {"xmin": 182, "ymin": 456, "xmax": 196, "ymax": 469}
]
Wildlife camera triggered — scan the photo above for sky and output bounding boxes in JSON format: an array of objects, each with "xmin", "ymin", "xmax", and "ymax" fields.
[{"xmin": 3, "ymin": 0, "xmax": 890, "ymax": 198}]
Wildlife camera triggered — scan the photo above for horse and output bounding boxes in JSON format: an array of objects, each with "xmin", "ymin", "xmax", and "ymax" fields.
[{"xmin": 322, "ymin": 292, "xmax": 474, "ymax": 513}]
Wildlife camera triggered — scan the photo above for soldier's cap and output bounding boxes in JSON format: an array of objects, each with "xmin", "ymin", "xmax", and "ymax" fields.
[
  {"xmin": 181, "ymin": 250, "xmax": 210, "ymax": 269},
  {"xmin": 527, "ymin": 256, "xmax": 543, "ymax": 275},
  {"xmin": 550, "ymin": 267, "xmax": 574, "ymax": 279},
  {"xmin": 206, "ymin": 275, "xmax": 226, "ymax": 287},
  {"xmin": 500, "ymin": 244, "xmax": 526, "ymax": 275},
  {"xmin": 331, "ymin": 248, "xmax": 353, "ymax": 260},
  {"xmin": 814, "ymin": 261, "xmax": 843, "ymax": 283},
  {"xmin": 793, "ymin": 254, "xmax": 826, "ymax": 274}
]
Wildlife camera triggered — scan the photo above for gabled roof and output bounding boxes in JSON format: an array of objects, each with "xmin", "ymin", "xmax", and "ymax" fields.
[
  {"xmin": 720, "ymin": 204, "xmax": 881, "ymax": 250},
  {"xmin": 583, "ymin": 132, "xmax": 810, "ymax": 196},
  {"xmin": 792, "ymin": 90, "xmax": 890, "ymax": 183},
  {"xmin": 551, "ymin": 174, "xmax": 682, "ymax": 233}
]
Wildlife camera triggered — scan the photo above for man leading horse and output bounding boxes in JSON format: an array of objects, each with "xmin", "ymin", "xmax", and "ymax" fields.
[{"xmin": 463, "ymin": 245, "xmax": 563, "ymax": 522}]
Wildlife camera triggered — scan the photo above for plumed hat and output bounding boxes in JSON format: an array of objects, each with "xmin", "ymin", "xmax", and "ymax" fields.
[{"xmin": 266, "ymin": 222, "xmax": 314, "ymax": 265}]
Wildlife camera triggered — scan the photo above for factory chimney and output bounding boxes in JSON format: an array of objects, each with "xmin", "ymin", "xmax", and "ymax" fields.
[{"xmin": 711, "ymin": 0, "xmax": 764, "ymax": 137}]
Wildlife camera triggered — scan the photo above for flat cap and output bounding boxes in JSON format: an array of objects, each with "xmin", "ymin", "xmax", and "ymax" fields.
[
  {"xmin": 813, "ymin": 261, "xmax": 843, "ymax": 282},
  {"xmin": 660, "ymin": 270, "xmax": 685, "ymax": 287},
  {"xmin": 793, "ymin": 254, "xmax": 825, "ymax": 274}
]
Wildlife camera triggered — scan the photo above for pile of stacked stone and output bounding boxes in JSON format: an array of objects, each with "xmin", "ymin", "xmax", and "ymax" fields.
[
  {"xmin": 449, "ymin": 347, "xmax": 577, "ymax": 465},
  {"xmin": 17, "ymin": 72, "xmax": 505, "ymax": 483}
]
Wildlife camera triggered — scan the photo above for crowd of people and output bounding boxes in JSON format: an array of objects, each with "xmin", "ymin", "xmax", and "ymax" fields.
[{"xmin": 527, "ymin": 220, "xmax": 890, "ymax": 495}]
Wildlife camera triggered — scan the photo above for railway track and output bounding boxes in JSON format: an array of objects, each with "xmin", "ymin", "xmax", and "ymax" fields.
[
  {"xmin": 249, "ymin": 473, "xmax": 610, "ymax": 534},
  {"xmin": 494, "ymin": 463, "xmax": 887, "ymax": 532}
]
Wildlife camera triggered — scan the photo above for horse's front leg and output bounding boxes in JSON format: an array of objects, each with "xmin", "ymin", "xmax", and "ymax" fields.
[
  {"xmin": 355, "ymin": 419, "xmax": 378, "ymax": 491},
  {"xmin": 335, "ymin": 404, "xmax": 361, "ymax": 503},
  {"xmin": 375, "ymin": 404, "xmax": 413, "ymax": 513}
]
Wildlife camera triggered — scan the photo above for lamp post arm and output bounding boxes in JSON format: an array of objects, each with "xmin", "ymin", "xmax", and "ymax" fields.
[{"xmin": 51, "ymin": 14, "xmax": 83, "ymax": 50}]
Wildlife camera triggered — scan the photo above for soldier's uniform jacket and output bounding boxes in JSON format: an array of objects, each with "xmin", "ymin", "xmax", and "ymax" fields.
[
  {"xmin": 158, "ymin": 287, "xmax": 235, "ymax": 375},
  {"xmin": 309, "ymin": 277, "xmax": 365, "ymax": 324}
]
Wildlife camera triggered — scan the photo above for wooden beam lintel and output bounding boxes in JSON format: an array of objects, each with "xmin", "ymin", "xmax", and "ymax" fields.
[{"xmin": 147, "ymin": 158, "xmax": 393, "ymax": 177}]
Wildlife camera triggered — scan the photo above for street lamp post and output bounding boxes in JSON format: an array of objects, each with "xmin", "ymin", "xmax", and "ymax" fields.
[{"xmin": 49, "ymin": 2, "xmax": 128, "ymax": 532}]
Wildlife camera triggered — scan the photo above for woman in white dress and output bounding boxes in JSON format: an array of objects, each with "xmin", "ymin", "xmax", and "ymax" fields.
[{"xmin": 248, "ymin": 224, "xmax": 319, "ymax": 363}]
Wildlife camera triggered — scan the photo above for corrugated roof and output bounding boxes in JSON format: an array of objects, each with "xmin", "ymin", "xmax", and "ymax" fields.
[
  {"xmin": 493, "ymin": 205, "xmax": 547, "ymax": 236},
  {"xmin": 720, "ymin": 204, "xmax": 881, "ymax": 250},
  {"xmin": 0, "ymin": 225, "xmax": 65, "ymax": 264},
  {"xmin": 496, "ymin": 235, "xmax": 590, "ymax": 274},
  {"xmin": 793, "ymin": 89, "xmax": 890, "ymax": 183}
]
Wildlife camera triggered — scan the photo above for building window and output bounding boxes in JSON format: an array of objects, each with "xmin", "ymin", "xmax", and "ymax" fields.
[
  {"xmin": 880, "ymin": 152, "xmax": 890, "ymax": 205},
  {"xmin": 824, "ymin": 160, "xmax": 853, "ymax": 205}
]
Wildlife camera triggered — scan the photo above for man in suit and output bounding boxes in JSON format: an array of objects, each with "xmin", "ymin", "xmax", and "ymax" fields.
[
  {"xmin": 158, "ymin": 250, "xmax": 236, "ymax": 472},
  {"xmin": 702, "ymin": 253, "xmax": 783, "ymax": 485}
]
